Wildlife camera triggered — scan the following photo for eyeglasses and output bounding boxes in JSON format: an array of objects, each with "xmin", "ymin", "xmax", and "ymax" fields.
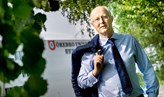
[{"xmin": 91, "ymin": 15, "xmax": 109, "ymax": 24}]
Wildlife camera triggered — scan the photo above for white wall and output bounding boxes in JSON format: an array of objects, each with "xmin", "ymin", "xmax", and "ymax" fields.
[{"xmin": 42, "ymin": 39, "xmax": 88, "ymax": 97}]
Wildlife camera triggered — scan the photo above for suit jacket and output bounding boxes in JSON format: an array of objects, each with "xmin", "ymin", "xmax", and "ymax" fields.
[{"xmin": 71, "ymin": 34, "xmax": 101, "ymax": 97}]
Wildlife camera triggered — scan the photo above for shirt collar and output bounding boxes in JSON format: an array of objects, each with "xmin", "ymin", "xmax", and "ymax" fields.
[
  {"xmin": 99, "ymin": 34, "xmax": 108, "ymax": 46},
  {"xmin": 111, "ymin": 32, "xmax": 119, "ymax": 40},
  {"xmin": 99, "ymin": 32, "xmax": 119, "ymax": 46}
]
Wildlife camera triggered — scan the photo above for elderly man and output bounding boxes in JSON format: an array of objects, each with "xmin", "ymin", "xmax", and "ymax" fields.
[{"xmin": 72, "ymin": 6, "xmax": 159, "ymax": 97}]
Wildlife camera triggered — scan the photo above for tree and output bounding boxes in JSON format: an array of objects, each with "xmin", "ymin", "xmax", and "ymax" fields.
[
  {"xmin": 108, "ymin": 0, "xmax": 164, "ymax": 82},
  {"xmin": 60, "ymin": 0, "xmax": 164, "ymax": 81},
  {"xmin": 60, "ymin": 0, "xmax": 109, "ymax": 37},
  {"xmin": 0, "ymin": 0, "xmax": 59, "ymax": 96}
]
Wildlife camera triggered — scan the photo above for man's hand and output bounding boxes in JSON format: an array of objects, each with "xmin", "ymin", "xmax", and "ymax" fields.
[{"xmin": 92, "ymin": 50, "xmax": 104, "ymax": 77}]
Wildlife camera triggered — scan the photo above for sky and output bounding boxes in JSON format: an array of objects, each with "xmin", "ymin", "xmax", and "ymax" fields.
[{"xmin": 38, "ymin": 8, "xmax": 90, "ymax": 40}]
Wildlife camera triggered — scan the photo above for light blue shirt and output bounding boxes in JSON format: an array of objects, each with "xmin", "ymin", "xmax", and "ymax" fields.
[{"xmin": 77, "ymin": 33, "xmax": 159, "ymax": 97}]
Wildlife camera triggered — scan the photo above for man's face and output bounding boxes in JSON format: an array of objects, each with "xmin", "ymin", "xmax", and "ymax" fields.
[{"xmin": 90, "ymin": 7, "xmax": 113, "ymax": 36}]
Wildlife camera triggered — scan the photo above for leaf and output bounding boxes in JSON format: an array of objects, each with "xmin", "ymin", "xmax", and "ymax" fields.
[
  {"xmin": 6, "ymin": 87, "xmax": 23, "ymax": 97},
  {"xmin": 34, "ymin": 13, "xmax": 47, "ymax": 24},
  {"xmin": 1, "ymin": 24, "xmax": 19, "ymax": 54},
  {"xmin": 0, "ymin": 0, "xmax": 50, "ymax": 96},
  {"xmin": 12, "ymin": 0, "xmax": 33, "ymax": 19},
  {"xmin": 33, "ymin": 13, "xmax": 47, "ymax": 34},
  {"xmin": 24, "ymin": 75, "xmax": 48, "ymax": 97},
  {"xmin": 20, "ymin": 29, "xmax": 45, "ymax": 75},
  {"xmin": 0, "ymin": 57, "xmax": 21, "ymax": 82}
]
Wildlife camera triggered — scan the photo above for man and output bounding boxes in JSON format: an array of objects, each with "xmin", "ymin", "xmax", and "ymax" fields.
[{"xmin": 71, "ymin": 6, "xmax": 159, "ymax": 97}]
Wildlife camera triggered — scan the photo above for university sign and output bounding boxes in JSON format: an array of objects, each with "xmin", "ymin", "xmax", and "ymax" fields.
[{"xmin": 48, "ymin": 40, "xmax": 88, "ymax": 54}]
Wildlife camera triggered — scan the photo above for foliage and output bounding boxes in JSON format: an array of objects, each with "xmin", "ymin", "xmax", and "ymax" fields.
[
  {"xmin": 0, "ymin": 0, "xmax": 59, "ymax": 96},
  {"xmin": 60, "ymin": 0, "xmax": 109, "ymax": 37},
  {"xmin": 60, "ymin": 0, "xmax": 164, "ymax": 81},
  {"xmin": 156, "ymin": 65, "xmax": 164, "ymax": 84},
  {"xmin": 109, "ymin": 0, "xmax": 164, "ymax": 64}
]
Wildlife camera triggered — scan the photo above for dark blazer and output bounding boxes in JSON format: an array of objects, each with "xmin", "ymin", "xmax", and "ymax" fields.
[{"xmin": 71, "ymin": 34, "xmax": 101, "ymax": 97}]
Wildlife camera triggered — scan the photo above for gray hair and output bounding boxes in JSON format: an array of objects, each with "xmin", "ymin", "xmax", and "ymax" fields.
[{"xmin": 90, "ymin": 6, "xmax": 112, "ymax": 22}]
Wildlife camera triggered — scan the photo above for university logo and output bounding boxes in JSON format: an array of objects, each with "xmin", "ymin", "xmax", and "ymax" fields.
[{"xmin": 48, "ymin": 40, "xmax": 56, "ymax": 50}]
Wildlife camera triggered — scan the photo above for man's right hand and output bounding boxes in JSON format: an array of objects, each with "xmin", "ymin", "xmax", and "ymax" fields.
[{"xmin": 92, "ymin": 50, "xmax": 104, "ymax": 77}]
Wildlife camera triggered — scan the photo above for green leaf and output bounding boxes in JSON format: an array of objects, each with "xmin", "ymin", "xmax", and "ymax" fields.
[
  {"xmin": 0, "ymin": 0, "xmax": 51, "ymax": 96},
  {"xmin": 34, "ymin": 13, "xmax": 47, "ymax": 24},
  {"xmin": 20, "ymin": 29, "xmax": 45, "ymax": 74},
  {"xmin": 12, "ymin": 0, "xmax": 33, "ymax": 19},
  {"xmin": 0, "ymin": 58, "xmax": 21, "ymax": 82},
  {"xmin": 0, "ymin": 3, "xmax": 5, "ymax": 20},
  {"xmin": 1, "ymin": 24, "xmax": 19, "ymax": 54},
  {"xmin": 33, "ymin": 13, "xmax": 47, "ymax": 34},
  {"xmin": 24, "ymin": 75, "xmax": 48, "ymax": 97},
  {"xmin": 6, "ymin": 87, "xmax": 23, "ymax": 97}
]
